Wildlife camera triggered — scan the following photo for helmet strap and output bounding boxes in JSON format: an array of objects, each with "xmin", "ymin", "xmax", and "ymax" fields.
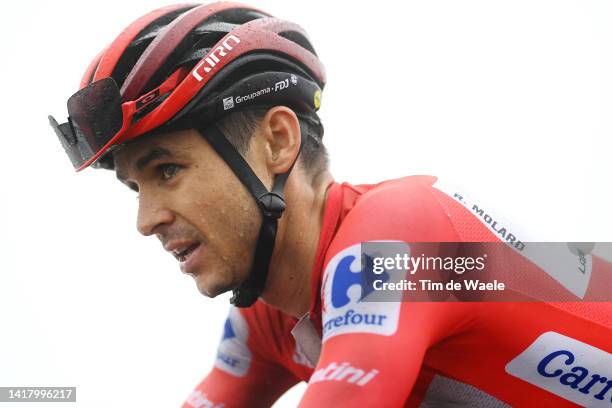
[{"xmin": 195, "ymin": 123, "xmax": 303, "ymax": 307}]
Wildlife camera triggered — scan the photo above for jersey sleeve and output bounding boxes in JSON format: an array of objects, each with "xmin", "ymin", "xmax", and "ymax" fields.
[
  {"xmin": 300, "ymin": 302, "xmax": 475, "ymax": 406},
  {"xmin": 182, "ymin": 305, "xmax": 300, "ymax": 408}
]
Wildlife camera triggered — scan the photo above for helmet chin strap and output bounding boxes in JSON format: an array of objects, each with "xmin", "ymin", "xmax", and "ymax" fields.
[{"xmin": 195, "ymin": 123, "xmax": 303, "ymax": 307}]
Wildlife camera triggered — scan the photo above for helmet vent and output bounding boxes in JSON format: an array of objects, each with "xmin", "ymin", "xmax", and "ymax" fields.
[
  {"xmin": 278, "ymin": 30, "xmax": 317, "ymax": 56},
  {"xmin": 111, "ymin": 6, "xmax": 195, "ymax": 90},
  {"xmin": 137, "ymin": 8, "xmax": 268, "ymax": 97}
]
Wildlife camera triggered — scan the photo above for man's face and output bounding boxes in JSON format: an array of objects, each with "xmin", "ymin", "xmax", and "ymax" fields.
[{"xmin": 113, "ymin": 128, "xmax": 261, "ymax": 297}]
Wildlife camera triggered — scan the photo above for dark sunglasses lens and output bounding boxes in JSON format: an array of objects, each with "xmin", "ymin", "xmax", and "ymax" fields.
[{"xmin": 66, "ymin": 77, "xmax": 123, "ymax": 164}]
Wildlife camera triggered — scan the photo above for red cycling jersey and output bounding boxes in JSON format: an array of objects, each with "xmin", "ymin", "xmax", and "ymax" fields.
[{"xmin": 182, "ymin": 175, "xmax": 612, "ymax": 408}]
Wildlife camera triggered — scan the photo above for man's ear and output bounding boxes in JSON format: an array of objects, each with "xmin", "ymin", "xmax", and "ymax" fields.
[{"xmin": 259, "ymin": 106, "xmax": 301, "ymax": 175}]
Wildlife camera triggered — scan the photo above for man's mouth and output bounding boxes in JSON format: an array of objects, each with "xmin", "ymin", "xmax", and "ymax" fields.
[
  {"xmin": 164, "ymin": 240, "xmax": 202, "ymax": 263},
  {"xmin": 175, "ymin": 242, "xmax": 201, "ymax": 262}
]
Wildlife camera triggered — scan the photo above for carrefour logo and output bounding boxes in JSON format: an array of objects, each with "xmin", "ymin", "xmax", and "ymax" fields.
[
  {"xmin": 321, "ymin": 243, "xmax": 407, "ymax": 342},
  {"xmin": 331, "ymin": 253, "xmax": 390, "ymax": 308},
  {"xmin": 214, "ymin": 307, "xmax": 251, "ymax": 377},
  {"xmin": 506, "ymin": 332, "xmax": 612, "ymax": 407}
]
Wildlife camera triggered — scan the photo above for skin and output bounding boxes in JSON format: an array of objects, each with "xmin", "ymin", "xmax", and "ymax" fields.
[{"xmin": 114, "ymin": 106, "xmax": 334, "ymax": 318}]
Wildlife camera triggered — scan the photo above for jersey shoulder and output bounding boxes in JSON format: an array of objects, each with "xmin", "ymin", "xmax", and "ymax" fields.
[
  {"xmin": 332, "ymin": 175, "xmax": 502, "ymax": 250},
  {"xmin": 318, "ymin": 175, "xmax": 528, "ymax": 342},
  {"xmin": 336, "ymin": 174, "xmax": 530, "ymax": 247},
  {"xmin": 319, "ymin": 176, "xmax": 459, "ymax": 342}
]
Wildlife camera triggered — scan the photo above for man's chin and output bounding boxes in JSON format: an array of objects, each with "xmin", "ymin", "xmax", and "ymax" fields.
[{"xmin": 194, "ymin": 276, "xmax": 236, "ymax": 298}]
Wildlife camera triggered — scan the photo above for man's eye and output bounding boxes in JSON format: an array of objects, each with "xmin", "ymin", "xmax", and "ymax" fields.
[{"xmin": 159, "ymin": 164, "xmax": 180, "ymax": 180}]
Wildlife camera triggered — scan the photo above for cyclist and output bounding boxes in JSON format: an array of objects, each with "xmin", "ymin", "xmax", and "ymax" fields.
[{"xmin": 50, "ymin": 3, "xmax": 612, "ymax": 407}]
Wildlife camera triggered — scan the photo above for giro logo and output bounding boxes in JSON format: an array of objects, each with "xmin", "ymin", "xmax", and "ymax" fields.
[
  {"xmin": 506, "ymin": 332, "xmax": 612, "ymax": 407},
  {"xmin": 321, "ymin": 243, "xmax": 406, "ymax": 342},
  {"xmin": 214, "ymin": 307, "xmax": 251, "ymax": 377},
  {"xmin": 192, "ymin": 35, "xmax": 241, "ymax": 81}
]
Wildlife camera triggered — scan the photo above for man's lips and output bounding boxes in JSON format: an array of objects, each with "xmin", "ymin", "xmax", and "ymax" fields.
[{"xmin": 164, "ymin": 240, "xmax": 202, "ymax": 262}]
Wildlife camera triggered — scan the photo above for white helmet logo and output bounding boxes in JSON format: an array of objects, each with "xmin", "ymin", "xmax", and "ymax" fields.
[{"xmin": 192, "ymin": 35, "xmax": 241, "ymax": 81}]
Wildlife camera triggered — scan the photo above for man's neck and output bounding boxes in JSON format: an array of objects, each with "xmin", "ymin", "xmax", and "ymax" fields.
[{"xmin": 260, "ymin": 170, "xmax": 334, "ymax": 318}]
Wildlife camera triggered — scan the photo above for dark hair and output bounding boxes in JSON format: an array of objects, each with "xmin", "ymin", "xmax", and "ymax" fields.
[{"xmin": 216, "ymin": 107, "xmax": 328, "ymax": 182}]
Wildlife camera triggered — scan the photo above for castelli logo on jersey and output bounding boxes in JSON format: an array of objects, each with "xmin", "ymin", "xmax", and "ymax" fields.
[
  {"xmin": 309, "ymin": 362, "xmax": 379, "ymax": 387},
  {"xmin": 184, "ymin": 391, "xmax": 225, "ymax": 408},
  {"xmin": 192, "ymin": 35, "xmax": 241, "ymax": 82}
]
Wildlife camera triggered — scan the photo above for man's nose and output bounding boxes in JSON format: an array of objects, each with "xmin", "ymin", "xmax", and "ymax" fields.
[{"xmin": 136, "ymin": 197, "xmax": 174, "ymax": 236}]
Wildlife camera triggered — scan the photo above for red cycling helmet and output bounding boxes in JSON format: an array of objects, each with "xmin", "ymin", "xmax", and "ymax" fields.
[{"xmin": 49, "ymin": 2, "xmax": 326, "ymax": 307}]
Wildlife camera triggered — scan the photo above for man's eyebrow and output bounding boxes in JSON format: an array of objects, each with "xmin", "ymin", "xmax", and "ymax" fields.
[
  {"xmin": 135, "ymin": 147, "xmax": 173, "ymax": 172},
  {"xmin": 114, "ymin": 147, "xmax": 173, "ymax": 184}
]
